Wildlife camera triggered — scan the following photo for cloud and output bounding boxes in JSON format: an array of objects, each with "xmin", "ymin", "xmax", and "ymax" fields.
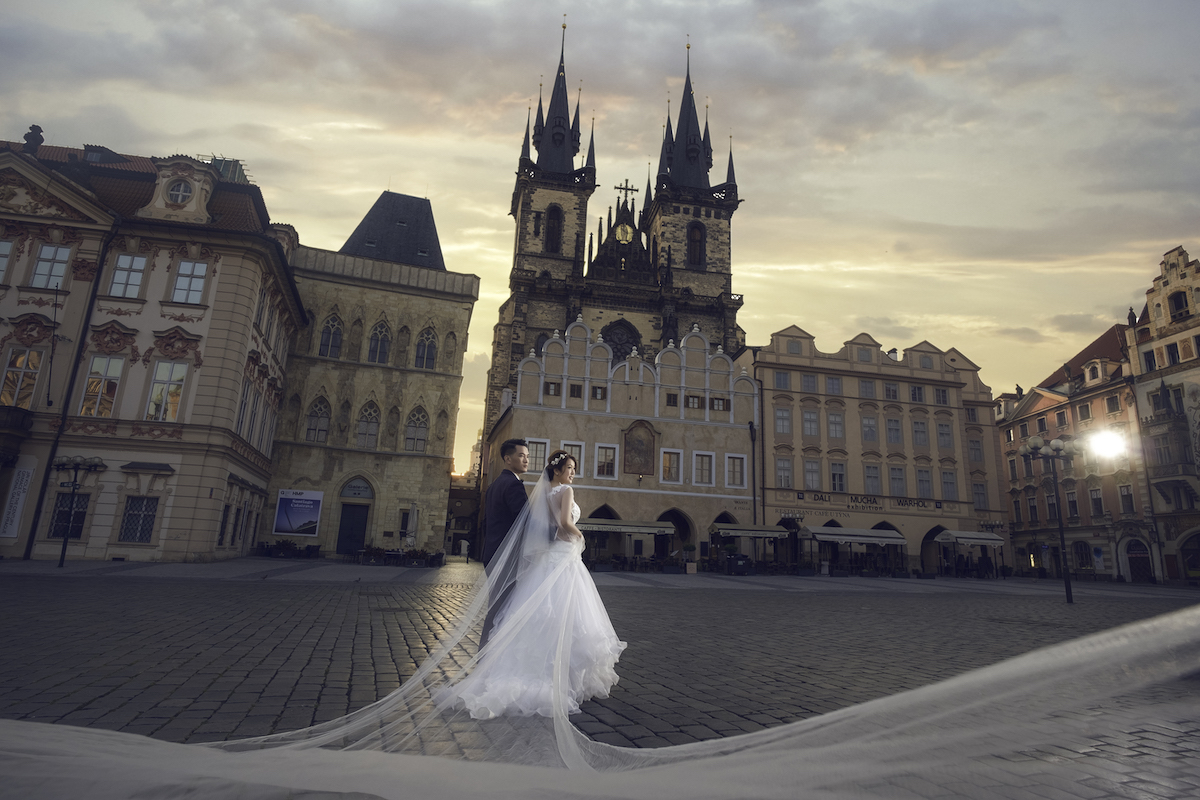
[
  {"xmin": 855, "ymin": 316, "xmax": 915, "ymax": 340},
  {"xmin": 1050, "ymin": 313, "xmax": 1105, "ymax": 333},
  {"xmin": 996, "ymin": 327, "xmax": 1046, "ymax": 343}
]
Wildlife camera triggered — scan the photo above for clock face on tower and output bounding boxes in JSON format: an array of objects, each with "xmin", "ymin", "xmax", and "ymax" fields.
[{"xmin": 614, "ymin": 223, "xmax": 634, "ymax": 245}]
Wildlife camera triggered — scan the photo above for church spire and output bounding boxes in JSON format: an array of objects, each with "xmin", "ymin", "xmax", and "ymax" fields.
[
  {"xmin": 532, "ymin": 85, "xmax": 544, "ymax": 149},
  {"xmin": 520, "ymin": 108, "xmax": 531, "ymax": 161},
  {"xmin": 534, "ymin": 23, "xmax": 578, "ymax": 174},
  {"xmin": 585, "ymin": 117, "xmax": 596, "ymax": 168},
  {"xmin": 725, "ymin": 137, "xmax": 736, "ymax": 185},
  {"xmin": 657, "ymin": 114, "xmax": 674, "ymax": 177},
  {"xmin": 668, "ymin": 43, "xmax": 712, "ymax": 189}
]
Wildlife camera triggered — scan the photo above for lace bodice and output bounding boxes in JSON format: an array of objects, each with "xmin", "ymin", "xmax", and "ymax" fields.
[{"xmin": 548, "ymin": 484, "xmax": 580, "ymax": 524}]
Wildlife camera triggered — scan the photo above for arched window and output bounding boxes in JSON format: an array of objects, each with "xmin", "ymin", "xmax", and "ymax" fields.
[
  {"xmin": 357, "ymin": 402, "xmax": 380, "ymax": 449},
  {"xmin": 405, "ymin": 408, "xmax": 429, "ymax": 452},
  {"xmin": 305, "ymin": 398, "xmax": 330, "ymax": 443},
  {"xmin": 319, "ymin": 316, "xmax": 343, "ymax": 358},
  {"xmin": 535, "ymin": 333, "xmax": 549, "ymax": 354},
  {"xmin": 415, "ymin": 328, "xmax": 438, "ymax": 370},
  {"xmin": 368, "ymin": 322, "xmax": 391, "ymax": 364},
  {"xmin": 545, "ymin": 206, "xmax": 563, "ymax": 254},
  {"xmin": 1088, "ymin": 365, "xmax": 1099, "ymax": 380},
  {"xmin": 687, "ymin": 223, "xmax": 705, "ymax": 267}
]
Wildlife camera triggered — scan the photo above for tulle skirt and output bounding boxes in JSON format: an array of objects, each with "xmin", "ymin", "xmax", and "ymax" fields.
[{"xmin": 447, "ymin": 538, "xmax": 627, "ymax": 720}]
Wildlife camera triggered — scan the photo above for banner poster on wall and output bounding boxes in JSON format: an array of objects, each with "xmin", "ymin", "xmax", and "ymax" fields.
[
  {"xmin": 0, "ymin": 455, "xmax": 36, "ymax": 539},
  {"xmin": 273, "ymin": 490, "xmax": 323, "ymax": 537}
]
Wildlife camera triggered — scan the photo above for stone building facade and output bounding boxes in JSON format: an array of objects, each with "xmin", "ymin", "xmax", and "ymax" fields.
[
  {"xmin": 739, "ymin": 327, "xmax": 1006, "ymax": 575},
  {"xmin": 0, "ymin": 131, "xmax": 304, "ymax": 562},
  {"xmin": 485, "ymin": 322, "xmax": 759, "ymax": 563},
  {"xmin": 484, "ymin": 45, "xmax": 744, "ymax": 439},
  {"xmin": 263, "ymin": 193, "xmax": 479, "ymax": 556},
  {"xmin": 996, "ymin": 325, "xmax": 1156, "ymax": 581},
  {"xmin": 1123, "ymin": 245, "xmax": 1200, "ymax": 582}
]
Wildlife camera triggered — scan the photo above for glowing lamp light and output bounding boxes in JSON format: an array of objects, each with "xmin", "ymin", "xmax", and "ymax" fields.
[{"xmin": 1090, "ymin": 430, "xmax": 1126, "ymax": 459}]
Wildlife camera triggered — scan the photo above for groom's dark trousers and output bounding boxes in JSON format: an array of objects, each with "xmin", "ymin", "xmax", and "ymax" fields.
[{"xmin": 479, "ymin": 469, "xmax": 528, "ymax": 650}]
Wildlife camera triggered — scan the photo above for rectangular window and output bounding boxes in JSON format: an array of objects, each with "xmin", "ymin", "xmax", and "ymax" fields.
[
  {"xmin": 591, "ymin": 385, "xmax": 607, "ymax": 401},
  {"xmin": 1019, "ymin": 422, "xmax": 1029, "ymax": 438},
  {"xmin": 726, "ymin": 456, "xmax": 746, "ymax": 488},
  {"xmin": 884, "ymin": 383, "xmax": 899, "ymax": 400},
  {"xmin": 79, "ymin": 356, "xmax": 123, "ymax": 417},
  {"xmin": 862, "ymin": 416, "xmax": 878, "ymax": 442},
  {"xmin": 145, "ymin": 361, "xmax": 188, "ymax": 422},
  {"xmin": 596, "ymin": 445, "xmax": 617, "ymax": 478},
  {"xmin": 858, "ymin": 347, "xmax": 872, "ymax": 362},
  {"xmin": 118, "ymin": 496, "xmax": 159, "ymax": 543},
  {"xmin": 1056, "ymin": 410, "xmax": 1068, "ymax": 427},
  {"xmin": 1047, "ymin": 492, "xmax": 1059, "ymax": 520},
  {"xmin": 694, "ymin": 453, "xmax": 714, "ymax": 486},
  {"xmin": 709, "ymin": 396, "xmax": 727, "ymax": 411},
  {"xmin": 912, "ymin": 420, "xmax": 928, "ymax": 446},
  {"xmin": 1154, "ymin": 435, "xmax": 1171, "ymax": 465},
  {"xmin": 666, "ymin": 392, "xmax": 678, "ymax": 407},
  {"xmin": 801, "ymin": 374, "xmax": 818, "ymax": 392},
  {"xmin": 1012, "ymin": 498, "xmax": 1022, "ymax": 523},
  {"xmin": 886, "ymin": 418, "xmax": 902, "ymax": 445},
  {"xmin": 569, "ymin": 383, "xmax": 582, "ymax": 399},
  {"xmin": 1105, "ymin": 396, "xmax": 1120, "ymax": 414},
  {"xmin": 1144, "ymin": 351, "xmax": 1157, "ymax": 372},
  {"xmin": 50, "ymin": 492, "xmax": 89, "ymax": 539},
  {"xmin": 32, "ymin": 244, "xmax": 71, "ymax": 289},
  {"xmin": 828, "ymin": 413, "xmax": 844, "ymax": 438},
  {"xmin": 934, "ymin": 388, "xmax": 948, "ymax": 405},
  {"xmin": 563, "ymin": 442, "xmax": 583, "ymax": 474},
  {"xmin": 254, "ymin": 285, "xmax": 268, "ymax": 327},
  {"xmin": 1009, "ymin": 458, "xmax": 1018, "ymax": 480},
  {"xmin": 775, "ymin": 407, "xmax": 792, "ymax": 434},
  {"xmin": 109, "ymin": 254, "xmax": 147, "ymax": 298},
  {"xmin": 910, "ymin": 385, "xmax": 925, "ymax": 403},
  {"xmin": 1168, "ymin": 342, "xmax": 1181, "ymax": 365},
  {"xmin": 917, "ymin": 468, "xmax": 933, "ymax": 498},
  {"xmin": 805, "ymin": 460, "xmax": 821, "ymax": 490},
  {"xmin": 826, "ymin": 376, "xmax": 842, "ymax": 395},
  {"xmin": 1023, "ymin": 455, "xmax": 1034, "ymax": 477},
  {"xmin": 859, "ymin": 380, "xmax": 876, "ymax": 399},
  {"xmin": 937, "ymin": 422, "xmax": 953, "ymax": 448},
  {"xmin": 235, "ymin": 380, "xmax": 251, "ymax": 436},
  {"xmin": 972, "ymin": 482, "xmax": 987, "ymax": 509},
  {"xmin": 1120, "ymin": 485, "xmax": 1135, "ymax": 514},
  {"xmin": 941, "ymin": 471, "xmax": 958, "ymax": 501},
  {"xmin": 1067, "ymin": 491, "xmax": 1079, "ymax": 517},
  {"xmin": 968, "ymin": 438, "xmax": 983, "ymax": 461},
  {"xmin": 1036, "ymin": 416, "xmax": 1047, "ymax": 432},
  {"xmin": 776, "ymin": 457, "xmax": 793, "ymax": 489},
  {"xmin": 830, "ymin": 463, "xmax": 846, "ymax": 493},
  {"xmin": 889, "ymin": 467, "xmax": 906, "ymax": 496},
  {"xmin": 1077, "ymin": 402, "xmax": 1092, "ymax": 421},
  {"xmin": 787, "ymin": 340, "xmax": 802, "ymax": 354},
  {"xmin": 527, "ymin": 440, "xmax": 548, "ymax": 473},
  {"xmin": 0, "ymin": 348, "xmax": 42, "ymax": 410},
  {"xmin": 1027, "ymin": 496, "xmax": 1039, "ymax": 523},
  {"xmin": 0, "ymin": 240, "xmax": 11, "ymax": 283},
  {"xmin": 245, "ymin": 390, "xmax": 261, "ymax": 445},
  {"xmin": 661, "ymin": 450, "xmax": 681, "ymax": 483},
  {"xmin": 544, "ymin": 382, "xmax": 561, "ymax": 396},
  {"xmin": 685, "ymin": 395, "xmax": 703, "ymax": 409},
  {"xmin": 803, "ymin": 410, "xmax": 819, "ymax": 437},
  {"xmin": 965, "ymin": 407, "xmax": 978, "ymax": 423},
  {"xmin": 1090, "ymin": 488, "xmax": 1104, "ymax": 516},
  {"xmin": 1005, "ymin": 428, "xmax": 1014, "ymax": 442},
  {"xmin": 864, "ymin": 465, "xmax": 881, "ymax": 494},
  {"xmin": 172, "ymin": 260, "xmax": 208, "ymax": 303},
  {"xmin": 774, "ymin": 371, "xmax": 791, "ymax": 390}
]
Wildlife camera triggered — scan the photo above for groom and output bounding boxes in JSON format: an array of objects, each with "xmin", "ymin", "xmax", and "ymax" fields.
[{"xmin": 479, "ymin": 438, "xmax": 529, "ymax": 648}]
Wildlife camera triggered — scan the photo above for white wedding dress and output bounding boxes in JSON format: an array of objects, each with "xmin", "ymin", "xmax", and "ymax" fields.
[{"xmin": 447, "ymin": 485, "xmax": 626, "ymax": 719}]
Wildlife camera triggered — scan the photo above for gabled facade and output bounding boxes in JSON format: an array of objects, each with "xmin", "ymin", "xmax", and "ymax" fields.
[
  {"xmin": 484, "ymin": 43, "xmax": 744, "ymax": 438},
  {"xmin": 0, "ymin": 130, "xmax": 304, "ymax": 562},
  {"xmin": 997, "ymin": 324, "xmax": 1157, "ymax": 581},
  {"xmin": 1124, "ymin": 245, "xmax": 1200, "ymax": 582}
]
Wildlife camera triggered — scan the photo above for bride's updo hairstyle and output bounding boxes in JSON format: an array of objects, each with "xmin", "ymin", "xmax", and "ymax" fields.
[{"xmin": 544, "ymin": 449, "xmax": 577, "ymax": 480}]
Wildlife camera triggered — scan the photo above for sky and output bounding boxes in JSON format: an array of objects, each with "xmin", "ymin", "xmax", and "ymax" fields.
[{"xmin": 5, "ymin": 0, "xmax": 1200, "ymax": 473}]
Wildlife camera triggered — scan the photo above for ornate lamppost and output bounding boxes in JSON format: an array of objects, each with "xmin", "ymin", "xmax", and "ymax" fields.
[
  {"xmin": 50, "ymin": 455, "xmax": 105, "ymax": 568},
  {"xmin": 1018, "ymin": 436, "xmax": 1076, "ymax": 604}
]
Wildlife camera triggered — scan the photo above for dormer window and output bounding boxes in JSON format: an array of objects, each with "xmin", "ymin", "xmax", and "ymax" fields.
[
  {"xmin": 364, "ymin": 239, "xmax": 377, "ymax": 247},
  {"xmin": 1088, "ymin": 365, "xmax": 1099, "ymax": 380},
  {"xmin": 167, "ymin": 181, "xmax": 193, "ymax": 205}
]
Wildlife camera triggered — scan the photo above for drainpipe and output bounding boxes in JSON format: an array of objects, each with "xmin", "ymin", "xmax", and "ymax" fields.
[
  {"xmin": 748, "ymin": 421, "xmax": 757, "ymax": 525},
  {"xmin": 23, "ymin": 217, "xmax": 121, "ymax": 559}
]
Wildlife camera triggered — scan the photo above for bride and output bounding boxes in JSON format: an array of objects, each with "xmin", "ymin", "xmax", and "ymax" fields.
[{"xmin": 443, "ymin": 449, "xmax": 626, "ymax": 719}]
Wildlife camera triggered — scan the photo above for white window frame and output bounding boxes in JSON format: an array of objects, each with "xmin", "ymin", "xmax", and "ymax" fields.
[
  {"xmin": 32, "ymin": 243, "xmax": 71, "ymax": 289},
  {"xmin": 725, "ymin": 454, "xmax": 747, "ymax": 489},
  {"xmin": 562, "ymin": 441, "xmax": 585, "ymax": 476},
  {"xmin": 171, "ymin": 260, "xmax": 208, "ymax": 304},
  {"xmin": 595, "ymin": 443, "xmax": 619, "ymax": 480},
  {"xmin": 659, "ymin": 448, "xmax": 683, "ymax": 485},
  {"xmin": 109, "ymin": 254, "xmax": 147, "ymax": 298},
  {"xmin": 78, "ymin": 355, "xmax": 124, "ymax": 418},
  {"xmin": 692, "ymin": 451, "xmax": 716, "ymax": 487},
  {"xmin": 804, "ymin": 459, "xmax": 821, "ymax": 490},
  {"xmin": 145, "ymin": 360, "xmax": 188, "ymax": 423},
  {"xmin": 526, "ymin": 438, "xmax": 550, "ymax": 474},
  {"xmin": 775, "ymin": 456, "xmax": 793, "ymax": 489},
  {"xmin": 0, "ymin": 240, "xmax": 12, "ymax": 283}
]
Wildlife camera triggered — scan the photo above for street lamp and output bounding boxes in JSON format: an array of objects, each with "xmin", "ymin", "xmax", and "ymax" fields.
[
  {"xmin": 1018, "ymin": 436, "xmax": 1076, "ymax": 603},
  {"xmin": 50, "ymin": 455, "xmax": 105, "ymax": 568}
]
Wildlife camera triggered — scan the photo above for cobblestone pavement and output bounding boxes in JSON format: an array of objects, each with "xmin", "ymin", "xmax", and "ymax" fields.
[{"xmin": 1, "ymin": 557, "xmax": 1198, "ymax": 796}]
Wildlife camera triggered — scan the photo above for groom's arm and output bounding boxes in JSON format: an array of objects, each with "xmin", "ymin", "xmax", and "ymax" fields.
[{"xmin": 504, "ymin": 474, "xmax": 529, "ymax": 516}]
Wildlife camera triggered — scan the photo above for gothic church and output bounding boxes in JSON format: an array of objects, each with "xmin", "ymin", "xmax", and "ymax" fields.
[{"xmin": 484, "ymin": 42, "xmax": 745, "ymax": 434}]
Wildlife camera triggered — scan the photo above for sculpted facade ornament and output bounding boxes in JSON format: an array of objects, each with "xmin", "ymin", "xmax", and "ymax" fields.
[
  {"xmin": 0, "ymin": 172, "xmax": 90, "ymax": 222},
  {"xmin": 90, "ymin": 321, "xmax": 139, "ymax": 355},
  {"xmin": 72, "ymin": 259, "xmax": 99, "ymax": 282},
  {"xmin": 131, "ymin": 424, "xmax": 184, "ymax": 440},
  {"xmin": 143, "ymin": 326, "xmax": 203, "ymax": 368},
  {"xmin": 0, "ymin": 314, "xmax": 55, "ymax": 351}
]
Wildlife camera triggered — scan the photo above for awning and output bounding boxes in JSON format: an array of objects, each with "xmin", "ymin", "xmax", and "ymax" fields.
[
  {"xmin": 934, "ymin": 530, "xmax": 1005, "ymax": 547},
  {"xmin": 577, "ymin": 520, "xmax": 674, "ymax": 536},
  {"xmin": 802, "ymin": 526, "xmax": 908, "ymax": 546},
  {"xmin": 709, "ymin": 523, "xmax": 790, "ymax": 539}
]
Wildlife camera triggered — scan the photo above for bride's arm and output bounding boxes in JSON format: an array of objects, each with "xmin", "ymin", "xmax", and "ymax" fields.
[{"xmin": 555, "ymin": 486, "xmax": 583, "ymax": 541}]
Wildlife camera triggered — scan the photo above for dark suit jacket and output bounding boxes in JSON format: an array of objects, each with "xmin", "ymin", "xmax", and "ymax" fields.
[{"xmin": 482, "ymin": 469, "xmax": 528, "ymax": 565}]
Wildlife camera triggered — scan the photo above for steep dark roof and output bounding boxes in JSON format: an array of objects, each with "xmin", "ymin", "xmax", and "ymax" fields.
[
  {"xmin": 1037, "ymin": 323, "xmax": 1128, "ymax": 388},
  {"xmin": 339, "ymin": 191, "xmax": 446, "ymax": 270}
]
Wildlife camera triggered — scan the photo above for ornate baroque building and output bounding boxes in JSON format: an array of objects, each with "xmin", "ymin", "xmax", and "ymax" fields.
[{"xmin": 483, "ymin": 44, "xmax": 745, "ymax": 439}]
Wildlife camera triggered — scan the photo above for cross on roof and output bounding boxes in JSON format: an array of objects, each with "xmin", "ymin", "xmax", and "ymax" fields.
[{"xmin": 614, "ymin": 179, "xmax": 639, "ymax": 204}]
